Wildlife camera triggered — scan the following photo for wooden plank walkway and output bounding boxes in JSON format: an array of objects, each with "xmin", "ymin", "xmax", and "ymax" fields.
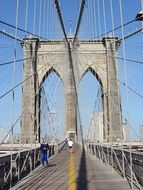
[{"xmin": 11, "ymin": 144, "xmax": 138, "ymax": 190}]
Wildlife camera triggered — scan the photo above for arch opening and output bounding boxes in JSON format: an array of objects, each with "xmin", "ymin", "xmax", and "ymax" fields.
[
  {"xmin": 78, "ymin": 68, "xmax": 104, "ymax": 143},
  {"xmin": 39, "ymin": 70, "xmax": 65, "ymax": 143}
]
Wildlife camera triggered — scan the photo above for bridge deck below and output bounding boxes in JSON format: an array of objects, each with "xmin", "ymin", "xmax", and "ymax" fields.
[{"xmin": 12, "ymin": 144, "xmax": 136, "ymax": 190}]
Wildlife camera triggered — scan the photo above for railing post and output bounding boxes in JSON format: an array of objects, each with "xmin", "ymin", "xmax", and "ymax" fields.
[
  {"xmin": 18, "ymin": 151, "xmax": 20, "ymax": 181},
  {"xmin": 94, "ymin": 145, "xmax": 97, "ymax": 158},
  {"xmin": 122, "ymin": 147, "xmax": 125, "ymax": 178}
]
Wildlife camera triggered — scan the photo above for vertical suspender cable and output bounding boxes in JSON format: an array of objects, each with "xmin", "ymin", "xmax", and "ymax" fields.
[
  {"xmin": 46, "ymin": 0, "xmax": 49, "ymax": 39},
  {"xmin": 84, "ymin": 2, "xmax": 88, "ymax": 39},
  {"xmin": 25, "ymin": 0, "xmax": 29, "ymax": 35},
  {"xmin": 87, "ymin": 0, "xmax": 91, "ymax": 40},
  {"xmin": 50, "ymin": 0, "xmax": 53, "ymax": 40},
  {"xmin": 90, "ymin": 0, "xmax": 94, "ymax": 39},
  {"xmin": 21, "ymin": 0, "xmax": 28, "ymax": 178},
  {"xmin": 45, "ymin": 0, "xmax": 48, "ymax": 38},
  {"xmin": 10, "ymin": 0, "xmax": 19, "ymax": 188},
  {"xmin": 48, "ymin": 0, "xmax": 51, "ymax": 39},
  {"xmin": 110, "ymin": 0, "xmax": 124, "ymax": 176},
  {"xmin": 97, "ymin": 0, "xmax": 101, "ymax": 39},
  {"xmin": 110, "ymin": 0, "xmax": 115, "ymax": 36},
  {"xmin": 109, "ymin": 0, "xmax": 115, "ymax": 173},
  {"xmin": 38, "ymin": 0, "xmax": 42, "ymax": 38},
  {"xmin": 44, "ymin": 1, "xmax": 47, "ymax": 38},
  {"xmin": 102, "ymin": 0, "xmax": 107, "ymax": 36},
  {"xmin": 87, "ymin": 1, "xmax": 90, "ymax": 39},
  {"xmin": 51, "ymin": 1, "xmax": 54, "ymax": 40},
  {"xmin": 92, "ymin": 0, "xmax": 98, "ymax": 40},
  {"xmin": 30, "ymin": 0, "xmax": 38, "ymax": 172},
  {"xmin": 119, "ymin": 0, "xmax": 133, "ymax": 187},
  {"xmin": 101, "ymin": 1, "xmax": 108, "ymax": 148},
  {"xmin": 33, "ymin": 0, "xmax": 38, "ymax": 163},
  {"xmin": 88, "ymin": 0, "xmax": 91, "ymax": 39},
  {"xmin": 43, "ymin": 0, "xmax": 46, "ymax": 38},
  {"xmin": 33, "ymin": 0, "xmax": 37, "ymax": 35},
  {"xmin": 88, "ymin": 0, "xmax": 92, "ymax": 40},
  {"xmin": 111, "ymin": 0, "xmax": 125, "ymax": 177},
  {"xmin": 109, "ymin": 0, "xmax": 124, "ymax": 178}
]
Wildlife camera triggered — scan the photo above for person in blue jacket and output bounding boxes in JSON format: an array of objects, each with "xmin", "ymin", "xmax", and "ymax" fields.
[{"xmin": 40, "ymin": 139, "xmax": 49, "ymax": 166}]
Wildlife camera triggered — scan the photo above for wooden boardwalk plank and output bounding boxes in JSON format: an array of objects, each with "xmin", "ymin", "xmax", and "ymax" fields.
[{"xmin": 11, "ymin": 144, "xmax": 138, "ymax": 190}]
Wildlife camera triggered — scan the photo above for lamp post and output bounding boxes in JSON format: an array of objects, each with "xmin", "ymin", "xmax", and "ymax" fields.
[{"xmin": 49, "ymin": 110, "xmax": 56, "ymax": 144}]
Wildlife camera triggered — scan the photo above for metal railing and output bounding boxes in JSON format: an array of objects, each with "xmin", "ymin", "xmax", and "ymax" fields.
[
  {"xmin": 87, "ymin": 143, "xmax": 143, "ymax": 190},
  {"xmin": 0, "ymin": 140, "xmax": 66, "ymax": 189}
]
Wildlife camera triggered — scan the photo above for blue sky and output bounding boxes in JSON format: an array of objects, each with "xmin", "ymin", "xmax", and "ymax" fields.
[{"xmin": 0, "ymin": 0, "xmax": 143, "ymax": 141}]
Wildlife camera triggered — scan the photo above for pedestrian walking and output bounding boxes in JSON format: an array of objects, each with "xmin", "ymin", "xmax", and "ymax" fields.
[
  {"xmin": 65, "ymin": 138, "xmax": 68, "ymax": 147},
  {"xmin": 40, "ymin": 139, "xmax": 49, "ymax": 166},
  {"xmin": 68, "ymin": 139, "xmax": 73, "ymax": 153}
]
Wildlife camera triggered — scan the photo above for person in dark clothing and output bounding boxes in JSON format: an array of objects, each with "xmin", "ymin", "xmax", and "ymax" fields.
[
  {"xmin": 40, "ymin": 139, "xmax": 49, "ymax": 166},
  {"xmin": 65, "ymin": 138, "xmax": 68, "ymax": 147}
]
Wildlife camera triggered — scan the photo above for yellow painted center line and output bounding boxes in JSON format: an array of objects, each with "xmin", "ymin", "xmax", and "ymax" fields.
[{"xmin": 69, "ymin": 154, "xmax": 76, "ymax": 190}]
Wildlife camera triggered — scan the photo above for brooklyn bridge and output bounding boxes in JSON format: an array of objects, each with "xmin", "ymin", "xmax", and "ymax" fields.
[{"xmin": 0, "ymin": 0, "xmax": 143, "ymax": 189}]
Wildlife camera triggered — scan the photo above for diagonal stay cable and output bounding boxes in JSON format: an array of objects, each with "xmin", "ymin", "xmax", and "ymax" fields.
[
  {"xmin": 76, "ymin": 47, "xmax": 143, "ymax": 65},
  {"xmin": 54, "ymin": 0, "xmax": 68, "ymax": 44},
  {"xmin": 75, "ymin": 53, "xmax": 142, "ymax": 141},
  {"xmin": 73, "ymin": 0, "xmax": 86, "ymax": 45},
  {"xmin": 0, "ymin": 29, "xmax": 23, "ymax": 42},
  {"xmin": 0, "ymin": 20, "xmax": 48, "ymax": 40},
  {"xmin": 117, "ymin": 27, "xmax": 143, "ymax": 42},
  {"xmin": 94, "ymin": 62, "xmax": 143, "ymax": 99},
  {"xmin": 0, "ymin": 115, "xmax": 21, "ymax": 145},
  {"xmin": 95, "ymin": 19, "xmax": 137, "ymax": 39},
  {"xmin": 0, "ymin": 47, "xmax": 66, "ymax": 66},
  {"xmin": 75, "ymin": 51, "xmax": 143, "ymax": 100},
  {"xmin": 0, "ymin": 61, "xmax": 50, "ymax": 99},
  {"xmin": 0, "ymin": 64, "xmax": 62, "ymax": 144}
]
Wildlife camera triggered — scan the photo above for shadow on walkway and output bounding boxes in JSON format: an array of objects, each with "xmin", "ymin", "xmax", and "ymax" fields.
[{"xmin": 77, "ymin": 147, "xmax": 88, "ymax": 190}]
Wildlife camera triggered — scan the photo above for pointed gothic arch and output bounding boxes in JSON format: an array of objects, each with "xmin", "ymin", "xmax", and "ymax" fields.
[{"xmin": 39, "ymin": 67, "xmax": 64, "ymax": 88}]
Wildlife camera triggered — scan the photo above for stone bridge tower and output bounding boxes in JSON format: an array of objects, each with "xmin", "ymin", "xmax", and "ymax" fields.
[{"xmin": 21, "ymin": 37, "xmax": 123, "ymax": 143}]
